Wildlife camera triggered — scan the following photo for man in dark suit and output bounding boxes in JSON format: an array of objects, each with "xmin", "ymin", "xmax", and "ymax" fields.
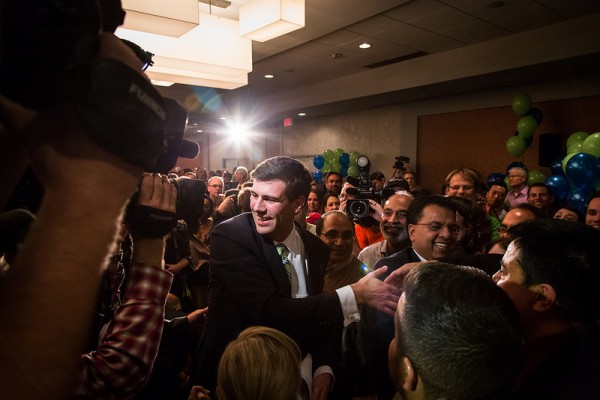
[
  {"xmin": 358, "ymin": 195, "xmax": 460, "ymax": 399},
  {"xmin": 193, "ymin": 156, "xmax": 400, "ymax": 400}
]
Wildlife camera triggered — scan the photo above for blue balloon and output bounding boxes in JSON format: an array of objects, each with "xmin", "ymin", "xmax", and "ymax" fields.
[
  {"xmin": 545, "ymin": 175, "xmax": 570, "ymax": 203},
  {"xmin": 565, "ymin": 152, "xmax": 597, "ymax": 189},
  {"xmin": 313, "ymin": 155, "xmax": 325, "ymax": 170},
  {"xmin": 313, "ymin": 170, "xmax": 323, "ymax": 183},
  {"xmin": 527, "ymin": 108, "xmax": 543, "ymax": 125},
  {"xmin": 486, "ymin": 173, "xmax": 505, "ymax": 187},
  {"xmin": 340, "ymin": 165, "xmax": 348, "ymax": 177},
  {"xmin": 567, "ymin": 187, "xmax": 594, "ymax": 215},
  {"xmin": 339, "ymin": 153, "xmax": 350, "ymax": 167},
  {"xmin": 550, "ymin": 158, "xmax": 565, "ymax": 176}
]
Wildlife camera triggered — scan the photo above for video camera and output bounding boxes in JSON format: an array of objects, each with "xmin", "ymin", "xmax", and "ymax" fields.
[
  {"xmin": 392, "ymin": 156, "xmax": 411, "ymax": 173},
  {"xmin": 0, "ymin": 0, "xmax": 197, "ymax": 173},
  {"xmin": 345, "ymin": 155, "xmax": 393, "ymax": 226}
]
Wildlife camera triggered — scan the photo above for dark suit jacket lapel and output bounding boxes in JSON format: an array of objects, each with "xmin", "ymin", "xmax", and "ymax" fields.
[
  {"xmin": 251, "ymin": 216, "xmax": 292, "ymax": 297},
  {"xmin": 297, "ymin": 225, "xmax": 326, "ymax": 296}
]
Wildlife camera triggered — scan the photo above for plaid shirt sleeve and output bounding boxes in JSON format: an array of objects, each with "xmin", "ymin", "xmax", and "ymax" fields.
[{"xmin": 75, "ymin": 263, "xmax": 173, "ymax": 399}]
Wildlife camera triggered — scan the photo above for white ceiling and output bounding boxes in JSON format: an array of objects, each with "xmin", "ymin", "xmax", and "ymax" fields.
[{"xmin": 156, "ymin": 0, "xmax": 600, "ymax": 127}]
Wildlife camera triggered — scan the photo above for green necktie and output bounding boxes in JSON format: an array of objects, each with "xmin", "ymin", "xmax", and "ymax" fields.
[{"xmin": 275, "ymin": 243, "xmax": 293, "ymax": 282}]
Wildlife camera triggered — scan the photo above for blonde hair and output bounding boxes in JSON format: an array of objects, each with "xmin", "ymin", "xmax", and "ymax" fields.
[{"xmin": 217, "ymin": 326, "xmax": 302, "ymax": 400}]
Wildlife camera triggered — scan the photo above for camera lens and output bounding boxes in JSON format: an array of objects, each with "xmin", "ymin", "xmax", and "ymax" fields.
[{"xmin": 349, "ymin": 200, "xmax": 369, "ymax": 217}]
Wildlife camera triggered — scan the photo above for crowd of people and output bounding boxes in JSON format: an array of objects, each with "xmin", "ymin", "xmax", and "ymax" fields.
[{"xmin": 1, "ymin": 7, "xmax": 599, "ymax": 399}]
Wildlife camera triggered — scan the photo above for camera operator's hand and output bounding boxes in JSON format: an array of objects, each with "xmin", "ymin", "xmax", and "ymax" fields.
[
  {"xmin": 368, "ymin": 199, "xmax": 384, "ymax": 223},
  {"xmin": 129, "ymin": 174, "xmax": 177, "ymax": 267},
  {"xmin": 217, "ymin": 194, "xmax": 238, "ymax": 216},
  {"xmin": 339, "ymin": 198, "xmax": 348, "ymax": 213}
]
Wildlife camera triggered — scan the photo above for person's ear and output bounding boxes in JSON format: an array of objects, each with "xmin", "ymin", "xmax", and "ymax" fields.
[
  {"xmin": 532, "ymin": 283, "xmax": 556, "ymax": 312},
  {"xmin": 401, "ymin": 356, "xmax": 418, "ymax": 392},
  {"xmin": 293, "ymin": 196, "xmax": 306, "ymax": 215},
  {"xmin": 408, "ymin": 224, "xmax": 416, "ymax": 242}
]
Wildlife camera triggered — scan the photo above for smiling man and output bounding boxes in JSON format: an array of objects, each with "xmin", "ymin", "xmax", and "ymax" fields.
[
  {"xmin": 193, "ymin": 156, "xmax": 400, "ymax": 399},
  {"xmin": 358, "ymin": 192, "xmax": 414, "ymax": 271},
  {"xmin": 358, "ymin": 195, "xmax": 460, "ymax": 399}
]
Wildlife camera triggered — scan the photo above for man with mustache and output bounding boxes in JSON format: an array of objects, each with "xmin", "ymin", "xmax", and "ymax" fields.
[
  {"xmin": 358, "ymin": 192, "xmax": 414, "ymax": 271},
  {"xmin": 357, "ymin": 195, "xmax": 460, "ymax": 399}
]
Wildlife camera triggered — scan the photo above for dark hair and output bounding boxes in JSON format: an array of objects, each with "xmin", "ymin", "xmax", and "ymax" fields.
[
  {"xmin": 397, "ymin": 262, "xmax": 523, "ymax": 400},
  {"xmin": 369, "ymin": 171, "xmax": 385, "ymax": 181},
  {"xmin": 449, "ymin": 196, "xmax": 492, "ymax": 253},
  {"xmin": 485, "ymin": 236, "xmax": 512, "ymax": 254},
  {"xmin": 323, "ymin": 191, "xmax": 339, "ymax": 203},
  {"xmin": 237, "ymin": 187, "xmax": 252, "ymax": 213},
  {"xmin": 508, "ymin": 219, "xmax": 600, "ymax": 324},
  {"xmin": 511, "ymin": 202, "xmax": 544, "ymax": 219},
  {"xmin": 250, "ymin": 156, "xmax": 312, "ymax": 201},
  {"xmin": 528, "ymin": 182, "xmax": 552, "ymax": 195},
  {"xmin": 407, "ymin": 195, "xmax": 457, "ymax": 225},
  {"xmin": 487, "ymin": 181, "xmax": 507, "ymax": 192},
  {"xmin": 325, "ymin": 171, "xmax": 342, "ymax": 181}
]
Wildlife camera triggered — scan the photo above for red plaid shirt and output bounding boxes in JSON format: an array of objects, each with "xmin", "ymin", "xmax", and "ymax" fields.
[{"xmin": 75, "ymin": 263, "xmax": 173, "ymax": 399}]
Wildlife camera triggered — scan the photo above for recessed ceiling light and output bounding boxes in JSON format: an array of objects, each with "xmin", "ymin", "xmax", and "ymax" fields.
[
  {"xmin": 359, "ymin": 42, "xmax": 371, "ymax": 49},
  {"xmin": 220, "ymin": 117, "xmax": 227, "ymax": 120},
  {"xmin": 264, "ymin": 74, "xmax": 274, "ymax": 79},
  {"xmin": 298, "ymin": 112, "xmax": 306, "ymax": 116}
]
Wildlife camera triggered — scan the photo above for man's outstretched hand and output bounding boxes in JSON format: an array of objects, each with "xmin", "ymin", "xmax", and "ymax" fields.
[{"xmin": 351, "ymin": 267, "xmax": 401, "ymax": 316}]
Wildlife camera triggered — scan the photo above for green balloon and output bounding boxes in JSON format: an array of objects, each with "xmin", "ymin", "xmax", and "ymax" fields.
[
  {"xmin": 582, "ymin": 132, "xmax": 600, "ymax": 158},
  {"xmin": 562, "ymin": 153, "xmax": 576, "ymax": 174},
  {"xmin": 321, "ymin": 164, "xmax": 331, "ymax": 174},
  {"xmin": 506, "ymin": 136, "xmax": 526, "ymax": 157},
  {"xmin": 330, "ymin": 160, "xmax": 342, "ymax": 173},
  {"xmin": 527, "ymin": 169, "xmax": 546, "ymax": 186},
  {"xmin": 347, "ymin": 165, "xmax": 359, "ymax": 177},
  {"xmin": 566, "ymin": 131, "xmax": 589, "ymax": 149},
  {"xmin": 504, "ymin": 175, "xmax": 511, "ymax": 188},
  {"xmin": 567, "ymin": 140, "xmax": 584, "ymax": 155},
  {"xmin": 516, "ymin": 116, "xmax": 537, "ymax": 139},
  {"xmin": 323, "ymin": 149, "xmax": 334, "ymax": 162},
  {"xmin": 334, "ymin": 148, "xmax": 345, "ymax": 158},
  {"xmin": 512, "ymin": 94, "xmax": 532, "ymax": 117},
  {"xmin": 349, "ymin": 151, "xmax": 360, "ymax": 164}
]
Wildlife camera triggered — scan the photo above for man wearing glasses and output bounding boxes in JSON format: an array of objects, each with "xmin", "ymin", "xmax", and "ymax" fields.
[
  {"xmin": 444, "ymin": 167, "xmax": 480, "ymax": 200},
  {"xmin": 359, "ymin": 195, "xmax": 460, "ymax": 400},
  {"xmin": 316, "ymin": 211, "xmax": 366, "ymax": 292},
  {"xmin": 206, "ymin": 176, "xmax": 224, "ymax": 205}
]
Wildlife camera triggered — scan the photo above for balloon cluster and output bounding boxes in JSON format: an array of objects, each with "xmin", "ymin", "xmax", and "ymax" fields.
[
  {"xmin": 545, "ymin": 131, "xmax": 600, "ymax": 214},
  {"xmin": 312, "ymin": 149, "xmax": 362, "ymax": 183},
  {"xmin": 506, "ymin": 94, "xmax": 543, "ymax": 157}
]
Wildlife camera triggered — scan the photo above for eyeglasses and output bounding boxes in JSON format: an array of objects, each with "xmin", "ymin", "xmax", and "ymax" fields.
[
  {"xmin": 320, "ymin": 230, "xmax": 354, "ymax": 241},
  {"xmin": 448, "ymin": 185, "xmax": 474, "ymax": 191},
  {"xmin": 382, "ymin": 209, "xmax": 408, "ymax": 219},
  {"xmin": 413, "ymin": 222, "xmax": 461, "ymax": 234},
  {"xmin": 209, "ymin": 184, "xmax": 223, "ymax": 189}
]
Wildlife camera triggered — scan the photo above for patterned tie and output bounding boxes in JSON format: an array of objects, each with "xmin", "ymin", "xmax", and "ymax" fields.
[{"xmin": 275, "ymin": 242, "xmax": 293, "ymax": 282}]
